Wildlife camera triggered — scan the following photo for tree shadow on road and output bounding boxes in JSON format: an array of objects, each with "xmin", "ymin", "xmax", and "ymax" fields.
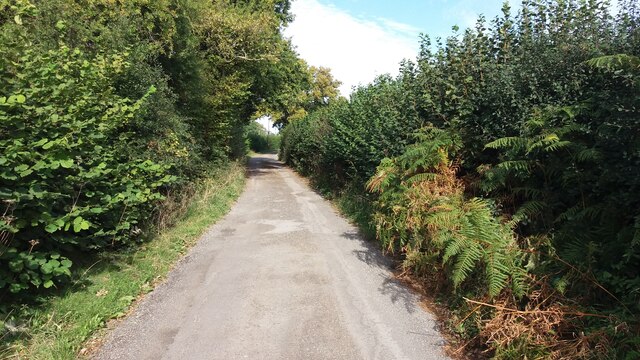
[
  {"xmin": 342, "ymin": 231, "xmax": 421, "ymax": 314},
  {"xmin": 247, "ymin": 156, "xmax": 284, "ymax": 178}
]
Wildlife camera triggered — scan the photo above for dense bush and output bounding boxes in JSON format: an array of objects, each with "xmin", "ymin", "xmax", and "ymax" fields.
[
  {"xmin": 280, "ymin": 74, "xmax": 424, "ymax": 187},
  {"xmin": 282, "ymin": 0, "xmax": 640, "ymax": 357},
  {"xmin": 247, "ymin": 121, "xmax": 280, "ymax": 153},
  {"xmin": 0, "ymin": 44, "xmax": 172, "ymax": 293},
  {"xmin": 367, "ymin": 129, "xmax": 528, "ymax": 299},
  {"xmin": 0, "ymin": 0, "xmax": 308, "ymax": 297}
]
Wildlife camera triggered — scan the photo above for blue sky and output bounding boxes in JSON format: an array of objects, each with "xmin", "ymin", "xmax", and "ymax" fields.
[
  {"xmin": 327, "ymin": 0, "xmax": 510, "ymax": 39},
  {"xmin": 260, "ymin": 0, "xmax": 511, "ymax": 131},
  {"xmin": 284, "ymin": 0, "xmax": 509, "ymax": 95}
]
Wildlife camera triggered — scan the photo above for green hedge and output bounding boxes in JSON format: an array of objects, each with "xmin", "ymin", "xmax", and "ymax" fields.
[
  {"xmin": 1, "ymin": 0, "xmax": 306, "ymax": 297},
  {"xmin": 281, "ymin": 0, "xmax": 640, "ymax": 357}
]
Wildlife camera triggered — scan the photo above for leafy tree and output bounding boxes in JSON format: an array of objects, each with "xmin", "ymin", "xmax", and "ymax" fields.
[
  {"xmin": 307, "ymin": 66, "xmax": 342, "ymax": 109},
  {"xmin": 0, "ymin": 0, "xmax": 307, "ymax": 297},
  {"xmin": 247, "ymin": 121, "xmax": 280, "ymax": 153},
  {"xmin": 268, "ymin": 63, "xmax": 342, "ymax": 127}
]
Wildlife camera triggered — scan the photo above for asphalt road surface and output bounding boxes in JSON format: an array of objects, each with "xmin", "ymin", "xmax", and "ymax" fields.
[{"xmin": 94, "ymin": 155, "xmax": 449, "ymax": 360}]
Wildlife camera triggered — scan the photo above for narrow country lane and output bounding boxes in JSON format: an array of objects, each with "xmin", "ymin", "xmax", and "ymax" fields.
[{"xmin": 94, "ymin": 155, "xmax": 449, "ymax": 360}]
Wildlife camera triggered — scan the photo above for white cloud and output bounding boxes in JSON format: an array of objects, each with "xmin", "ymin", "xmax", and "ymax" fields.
[
  {"xmin": 256, "ymin": 116, "xmax": 277, "ymax": 133},
  {"xmin": 284, "ymin": 0, "xmax": 419, "ymax": 96},
  {"xmin": 376, "ymin": 17, "xmax": 422, "ymax": 38}
]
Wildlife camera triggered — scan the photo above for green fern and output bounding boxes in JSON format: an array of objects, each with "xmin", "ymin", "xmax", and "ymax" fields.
[
  {"xmin": 486, "ymin": 249, "xmax": 511, "ymax": 297},
  {"xmin": 369, "ymin": 127, "xmax": 529, "ymax": 298},
  {"xmin": 510, "ymin": 200, "xmax": 547, "ymax": 226},
  {"xmin": 406, "ymin": 172, "xmax": 438, "ymax": 184},
  {"xmin": 485, "ymin": 136, "xmax": 527, "ymax": 150},
  {"xmin": 586, "ymin": 54, "xmax": 640, "ymax": 72},
  {"xmin": 556, "ymin": 204, "xmax": 603, "ymax": 223},
  {"xmin": 448, "ymin": 236, "xmax": 484, "ymax": 288},
  {"xmin": 528, "ymin": 133, "xmax": 560, "ymax": 153},
  {"xmin": 575, "ymin": 148, "xmax": 601, "ymax": 163},
  {"xmin": 510, "ymin": 266, "xmax": 528, "ymax": 298},
  {"xmin": 511, "ymin": 187, "xmax": 544, "ymax": 198},
  {"xmin": 543, "ymin": 140, "xmax": 572, "ymax": 153},
  {"xmin": 496, "ymin": 160, "xmax": 531, "ymax": 173},
  {"xmin": 442, "ymin": 231, "xmax": 468, "ymax": 263}
]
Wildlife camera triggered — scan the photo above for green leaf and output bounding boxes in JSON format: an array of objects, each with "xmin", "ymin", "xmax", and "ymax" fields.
[
  {"xmin": 41, "ymin": 263, "xmax": 53, "ymax": 274},
  {"xmin": 73, "ymin": 216, "xmax": 90, "ymax": 232},
  {"xmin": 25, "ymin": 258, "xmax": 39, "ymax": 270},
  {"xmin": 14, "ymin": 164, "xmax": 29, "ymax": 172},
  {"xmin": 59, "ymin": 159, "xmax": 74, "ymax": 168},
  {"xmin": 43, "ymin": 280, "xmax": 54, "ymax": 289},
  {"xmin": 45, "ymin": 224, "xmax": 59, "ymax": 233},
  {"xmin": 10, "ymin": 283, "xmax": 26, "ymax": 293},
  {"xmin": 8, "ymin": 260, "xmax": 24, "ymax": 272},
  {"xmin": 16, "ymin": 94, "xmax": 25, "ymax": 104},
  {"xmin": 33, "ymin": 138, "xmax": 48, "ymax": 147}
]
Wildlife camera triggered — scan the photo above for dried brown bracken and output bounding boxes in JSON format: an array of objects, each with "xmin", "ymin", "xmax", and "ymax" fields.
[{"xmin": 465, "ymin": 279, "xmax": 620, "ymax": 359}]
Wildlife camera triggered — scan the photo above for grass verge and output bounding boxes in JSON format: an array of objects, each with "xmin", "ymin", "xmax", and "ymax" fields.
[{"xmin": 1, "ymin": 161, "xmax": 246, "ymax": 359}]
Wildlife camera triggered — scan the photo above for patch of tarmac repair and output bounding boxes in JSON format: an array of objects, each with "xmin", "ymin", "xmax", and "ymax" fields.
[{"xmin": 251, "ymin": 219, "xmax": 304, "ymax": 234}]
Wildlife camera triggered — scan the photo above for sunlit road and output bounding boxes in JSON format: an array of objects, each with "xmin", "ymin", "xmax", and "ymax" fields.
[{"xmin": 94, "ymin": 154, "xmax": 448, "ymax": 360}]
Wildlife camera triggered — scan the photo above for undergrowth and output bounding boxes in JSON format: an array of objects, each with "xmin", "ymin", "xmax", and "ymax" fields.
[{"xmin": 280, "ymin": 0, "xmax": 640, "ymax": 357}]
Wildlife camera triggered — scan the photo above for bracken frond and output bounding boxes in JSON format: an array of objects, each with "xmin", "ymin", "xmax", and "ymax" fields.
[
  {"xmin": 406, "ymin": 172, "xmax": 438, "ymax": 184},
  {"xmin": 450, "ymin": 239, "xmax": 484, "ymax": 287},
  {"xmin": 486, "ymin": 249, "xmax": 511, "ymax": 297},
  {"xmin": 485, "ymin": 136, "xmax": 527, "ymax": 150},
  {"xmin": 586, "ymin": 54, "xmax": 640, "ymax": 72},
  {"xmin": 496, "ymin": 160, "xmax": 531, "ymax": 173},
  {"xmin": 510, "ymin": 200, "xmax": 547, "ymax": 226}
]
